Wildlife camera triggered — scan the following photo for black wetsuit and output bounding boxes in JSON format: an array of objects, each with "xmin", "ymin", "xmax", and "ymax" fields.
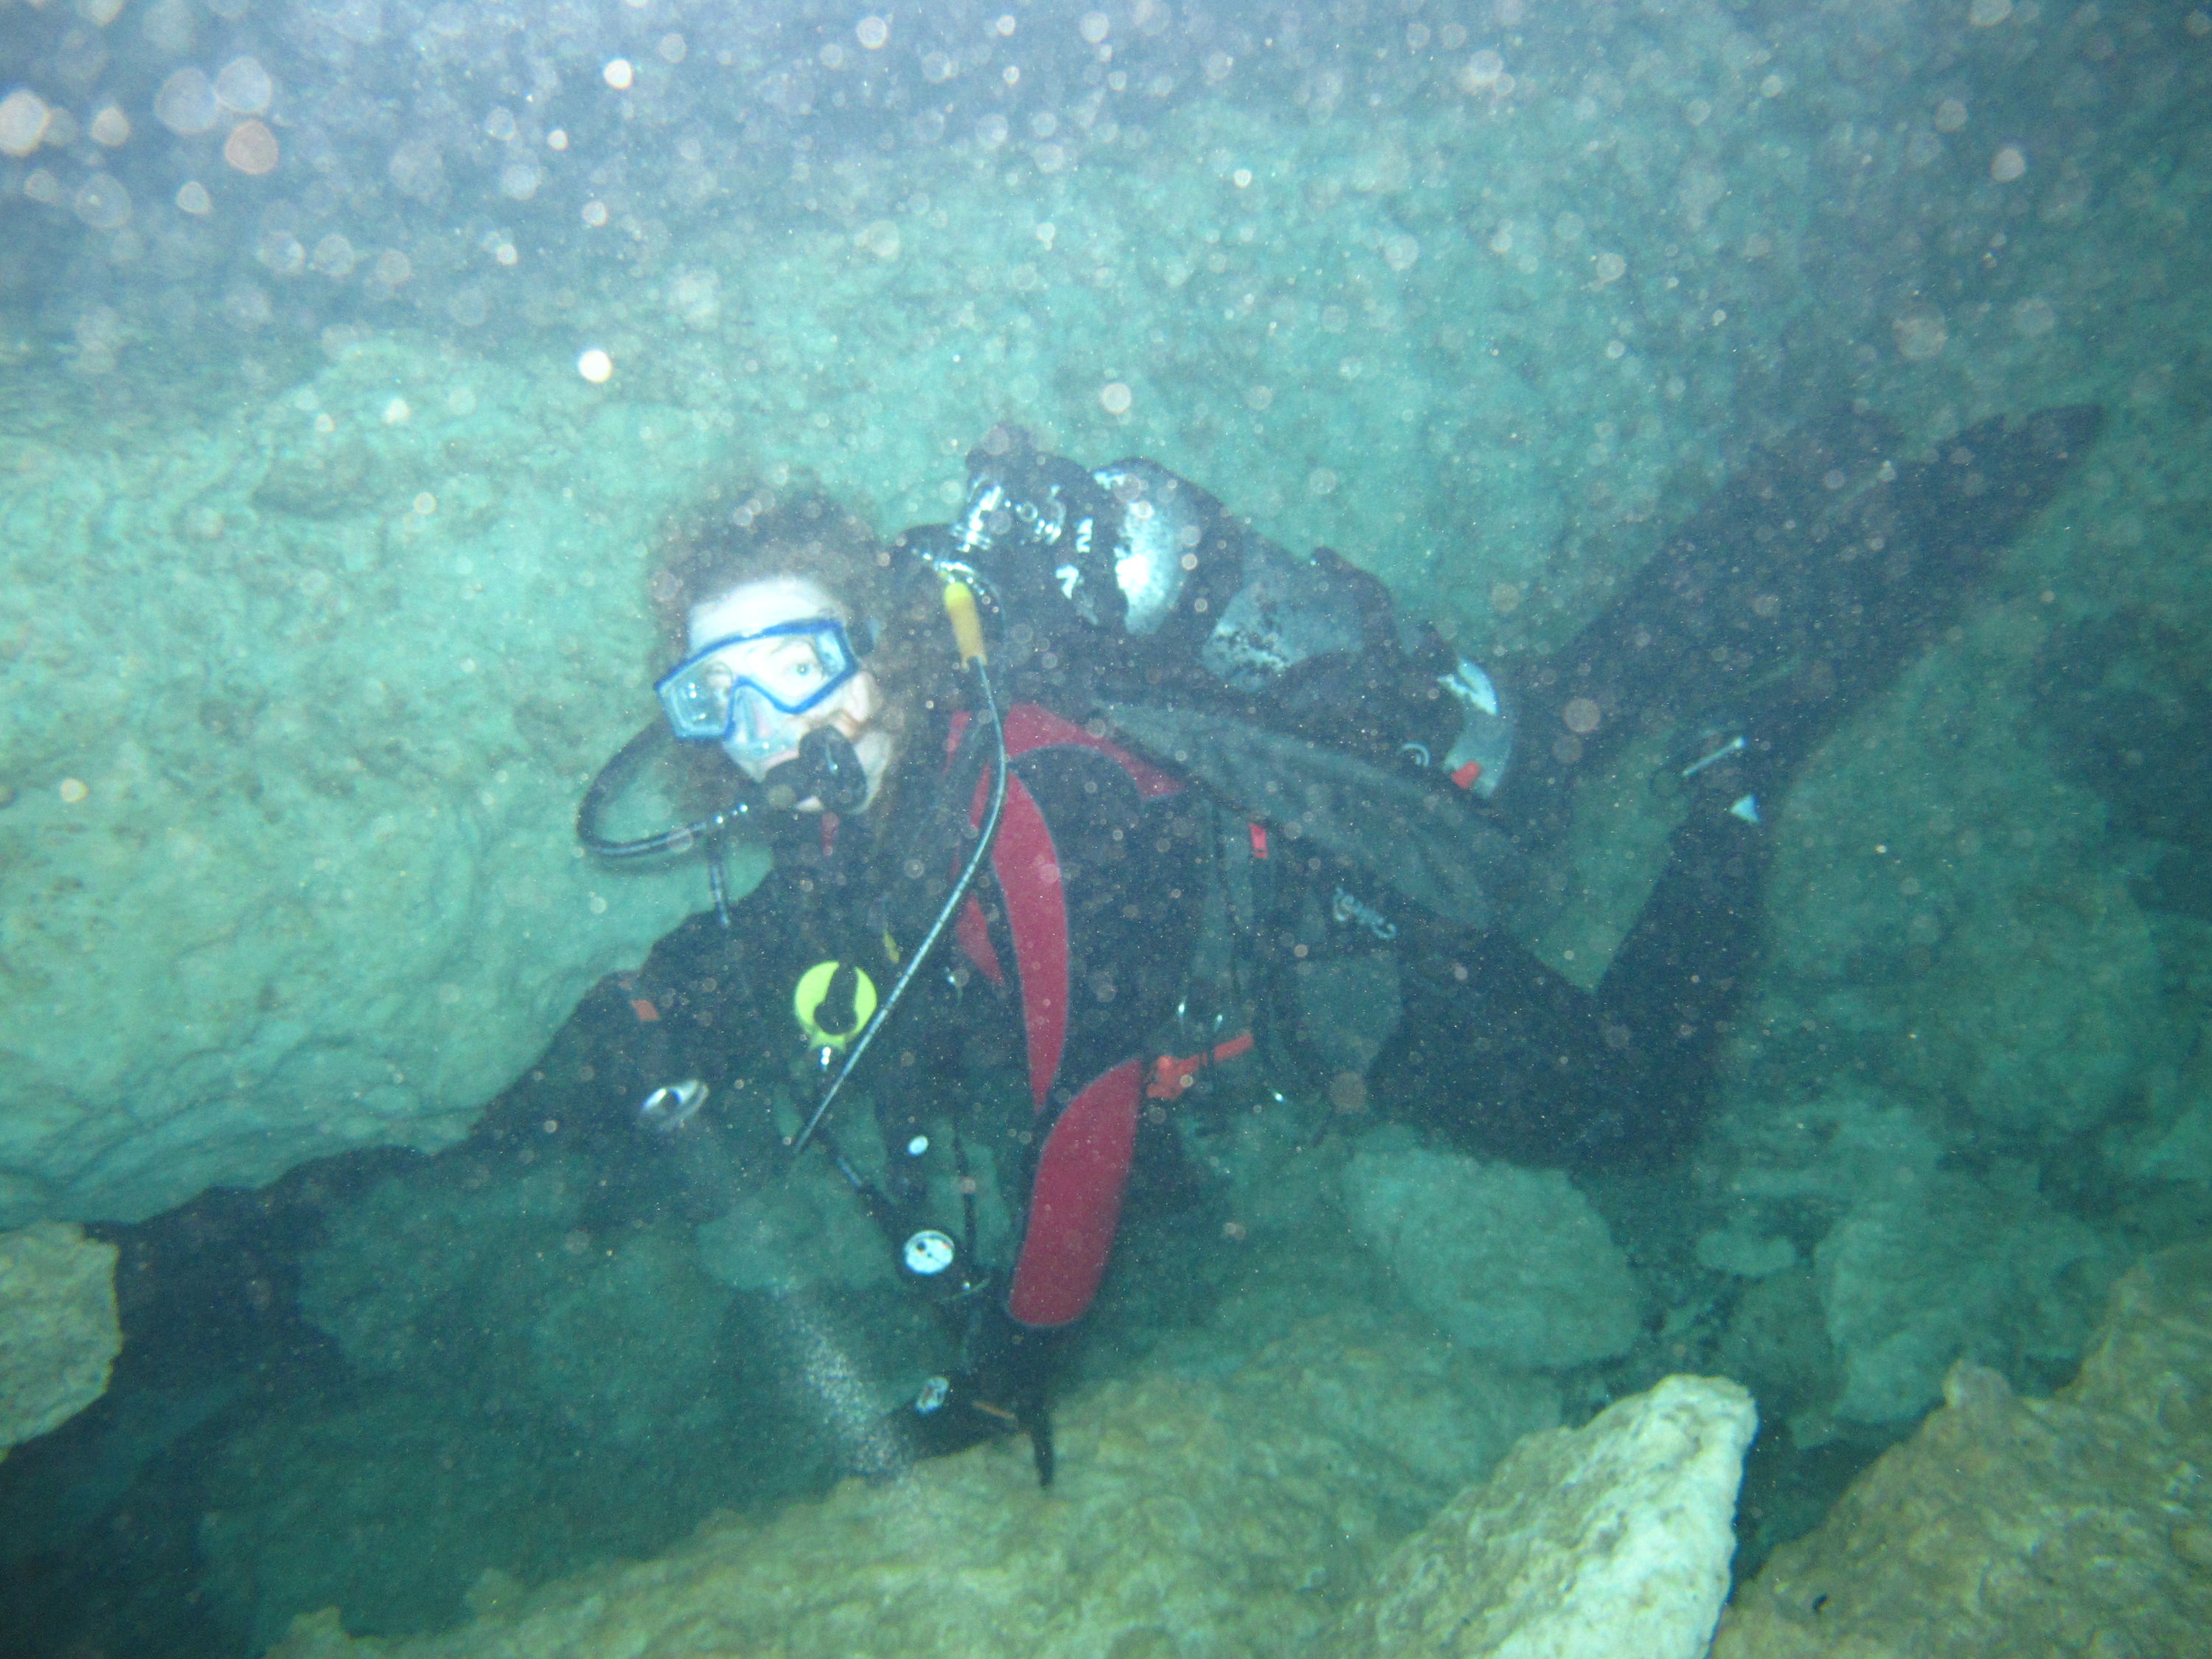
[
  {"xmin": 1373, "ymin": 403, "xmax": 2104, "ymax": 1165},
  {"xmin": 595, "ymin": 405, "xmax": 2101, "ymax": 1471}
]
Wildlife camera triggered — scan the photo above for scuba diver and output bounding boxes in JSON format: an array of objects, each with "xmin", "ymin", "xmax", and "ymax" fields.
[{"xmin": 577, "ymin": 405, "xmax": 2102, "ymax": 1484}]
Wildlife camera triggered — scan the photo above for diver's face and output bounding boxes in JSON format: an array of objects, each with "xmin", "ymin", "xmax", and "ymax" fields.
[{"xmin": 687, "ymin": 574, "xmax": 893, "ymax": 808}]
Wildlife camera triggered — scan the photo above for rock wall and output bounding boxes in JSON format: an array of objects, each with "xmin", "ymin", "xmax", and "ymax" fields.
[{"xmin": 0, "ymin": 340, "xmax": 726, "ymax": 1227}]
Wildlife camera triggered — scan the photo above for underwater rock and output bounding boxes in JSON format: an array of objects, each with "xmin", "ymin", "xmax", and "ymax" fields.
[
  {"xmin": 1759, "ymin": 625, "xmax": 2174, "ymax": 1147},
  {"xmin": 1815, "ymin": 1164, "xmax": 2120, "ymax": 1425},
  {"xmin": 256, "ymin": 1312, "xmax": 1557, "ymax": 1659},
  {"xmin": 1714, "ymin": 1241, "xmax": 2212, "ymax": 1658},
  {"xmin": 1717, "ymin": 1267, "xmax": 1842, "ymax": 1446},
  {"xmin": 0, "ymin": 337, "xmax": 720, "ymax": 1230},
  {"xmin": 1711, "ymin": 1085, "xmax": 1945, "ymax": 1212},
  {"xmin": 695, "ymin": 1127, "xmax": 912, "ymax": 1298},
  {"xmin": 0, "ymin": 1221, "xmax": 120, "ymax": 1458},
  {"xmin": 1343, "ymin": 1133, "xmax": 1644, "ymax": 1369},
  {"xmin": 1337, "ymin": 1374, "xmax": 1756, "ymax": 1659},
  {"xmin": 2104, "ymin": 1032, "xmax": 2212, "ymax": 1188},
  {"xmin": 524, "ymin": 1234, "xmax": 734, "ymax": 1448},
  {"xmin": 1696, "ymin": 1228, "xmax": 1801, "ymax": 1279},
  {"xmin": 299, "ymin": 1158, "xmax": 751, "ymax": 1444}
]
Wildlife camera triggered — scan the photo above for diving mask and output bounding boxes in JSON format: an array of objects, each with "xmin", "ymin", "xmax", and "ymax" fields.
[{"xmin": 655, "ymin": 618, "xmax": 861, "ymax": 763}]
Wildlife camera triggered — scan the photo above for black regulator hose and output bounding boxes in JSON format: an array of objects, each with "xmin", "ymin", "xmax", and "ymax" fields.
[
  {"xmin": 790, "ymin": 650, "xmax": 1008, "ymax": 1158},
  {"xmin": 576, "ymin": 720, "xmax": 762, "ymax": 860}
]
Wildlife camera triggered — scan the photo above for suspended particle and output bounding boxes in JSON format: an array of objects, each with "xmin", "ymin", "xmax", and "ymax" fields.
[
  {"xmin": 223, "ymin": 119, "xmax": 279, "ymax": 175},
  {"xmin": 154, "ymin": 67, "xmax": 218, "ymax": 135},
  {"xmin": 577, "ymin": 347, "xmax": 613, "ymax": 383},
  {"xmin": 72, "ymin": 173, "xmax": 131, "ymax": 230},
  {"xmin": 214, "ymin": 55, "xmax": 272, "ymax": 115},
  {"xmin": 0, "ymin": 90, "xmax": 49, "ymax": 157}
]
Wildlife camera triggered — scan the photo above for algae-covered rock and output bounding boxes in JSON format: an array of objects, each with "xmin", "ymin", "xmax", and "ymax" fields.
[
  {"xmin": 1758, "ymin": 627, "xmax": 2176, "ymax": 1148},
  {"xmin": 256, "ymin": 1312, "xmax": 1559, "ymax": 1659},
  {"xmin": 0, "ymin": 1220, "xmax": 120, "ymax": 1458},
  {"xmin": 1815, "ymin": 1164, "xmax": 2121, "ymax": 1425},
  {"xmin": 1338, "ymin": 1374, "xmax": 1757, "ymax": 1659},
  {"xmin": 1343, "ymin": 1134, "xmax": 1644, "ymax": 1369},
  {"xmin": 1714, "ymin": 1242, "xmax": 2212, "ymax": 1659}
]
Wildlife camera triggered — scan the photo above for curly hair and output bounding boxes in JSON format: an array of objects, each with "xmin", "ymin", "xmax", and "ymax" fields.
[{"xmin": 646, "ymin": 482, "xmax": 956, "ymax": 809}]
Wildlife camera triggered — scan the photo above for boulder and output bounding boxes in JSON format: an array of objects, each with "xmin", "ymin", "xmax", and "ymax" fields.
[
  {"xmin": 1815, "ymin": 1164, "xmax": 2120, "ymax": 1424},
  {"xmin": 1337, "ymin": 1374, "xmax": 1758, "ymax": 1659},
  {"xmin": 1343, "ymin": 1133, "xmax": 1644, "ymax": 1369},
  {"xmin": 0, "ymin": 1221, "xmax": 120, "ymax": 1458},
  {"xmin": 1714, "ymin": 1242, "xmax": 2212, "ymax": 1658}
]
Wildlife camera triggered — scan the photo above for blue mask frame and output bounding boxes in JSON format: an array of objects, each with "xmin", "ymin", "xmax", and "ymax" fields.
[{"xmin": 655, "ymin": 618, "xmax": 861, "ymax": 757}]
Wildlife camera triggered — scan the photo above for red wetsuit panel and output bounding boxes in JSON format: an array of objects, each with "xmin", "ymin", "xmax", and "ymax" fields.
[
  {"xmin": 950, "ymin": 705, "xmax": 1183, "ymax": 797},
  {"xmin": 947, "ymin": 703, "xmax": 1197, "ymax": 1328},
  {"xmin": 975, "ymin": 772, "xmax": 1069, "ymax": 1110},
  {"xmin": 1007, "ymin": 1057, "xmax": 1144, "ymax": 1326},
  {"xmin": 997, "ymin": 704, "xmax": 1183, "ymax": 799}
]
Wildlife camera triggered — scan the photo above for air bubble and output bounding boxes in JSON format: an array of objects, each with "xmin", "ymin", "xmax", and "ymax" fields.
[{"xmin": 1459, "ymin": 49, "xmax": 1505, "ymax": 91}]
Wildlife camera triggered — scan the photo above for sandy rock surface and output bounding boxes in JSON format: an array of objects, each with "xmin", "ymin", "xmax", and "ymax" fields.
[
  {"xmin": 257, "ymin": 1315, "xmax": 1559, "ymax": 1659},
  {"xmin": 1714, "ymin": 1241, "xmax": 2212, "ymax": 1658},
  {"xmin": 1337, "ymin": 1374, "xmax": 1756, "ymax": 1659}
]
